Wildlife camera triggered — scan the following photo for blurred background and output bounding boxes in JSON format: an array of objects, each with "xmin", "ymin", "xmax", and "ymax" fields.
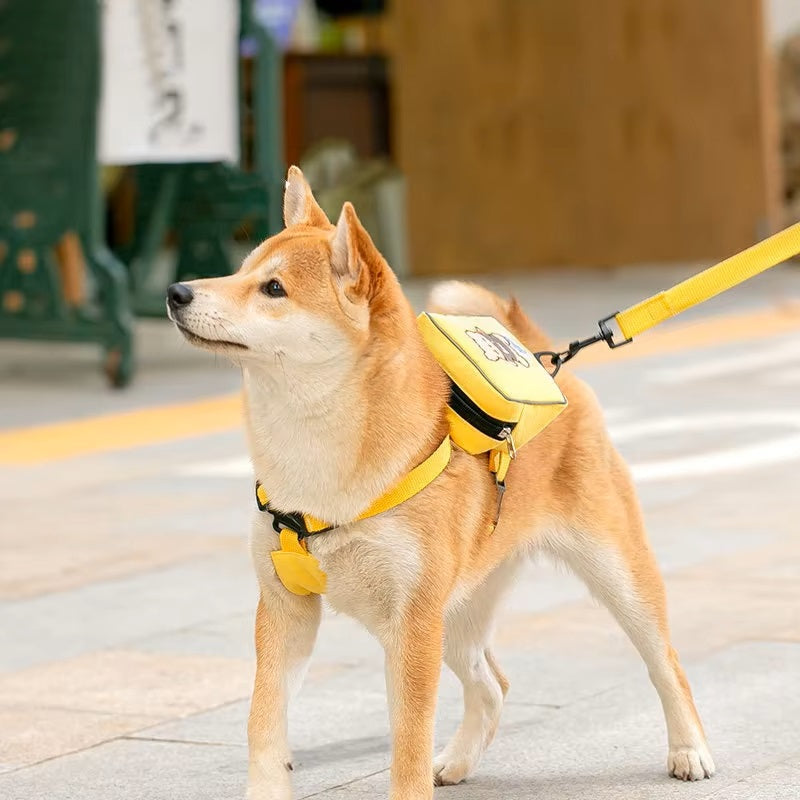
[
  {"xmin": 0, "ymin": 0, "xmax": 799, "ymax": 384},
  {"xmin": 1, "ymin": 3, "xmax": 800, "ymax": 800}
]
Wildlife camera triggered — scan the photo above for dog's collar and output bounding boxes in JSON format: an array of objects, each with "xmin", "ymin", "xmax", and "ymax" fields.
[{"xmin": 255, "ymin": 436, "xmax": 452, "ymax": 596}]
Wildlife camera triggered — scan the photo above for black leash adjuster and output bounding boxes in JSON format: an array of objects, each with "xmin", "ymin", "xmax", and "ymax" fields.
[{"xmin": 535, "ymin": 313, "xmax": 633, "ymax": 377}]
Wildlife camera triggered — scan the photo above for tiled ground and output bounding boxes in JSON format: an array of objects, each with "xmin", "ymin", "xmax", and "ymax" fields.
[{"xmin": 1, "ymin": 264, "xmax": 800, "ymax": 799}]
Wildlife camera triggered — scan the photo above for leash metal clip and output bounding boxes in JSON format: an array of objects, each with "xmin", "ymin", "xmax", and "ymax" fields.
[
  {"xmin": 536, "ymin": 313, "xmax": 633, "ymax": 378},
  {"xmin": 597, "ymin": 313, "xmax": 633, "ymax": 350}
]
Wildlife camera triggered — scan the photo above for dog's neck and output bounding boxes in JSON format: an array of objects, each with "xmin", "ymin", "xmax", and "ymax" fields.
[{"xmin": 243, "ymin": 304, "xmax": 449, "ymax": 524}]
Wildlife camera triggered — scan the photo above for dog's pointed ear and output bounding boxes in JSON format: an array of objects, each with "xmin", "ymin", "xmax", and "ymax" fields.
[
  {"xmin": 283, "ymin": 165, "xmax": 330, "ymax": 228},
  {"xmin": 330, "ymin": 202, "xmax": 364, "ymax": 288}
]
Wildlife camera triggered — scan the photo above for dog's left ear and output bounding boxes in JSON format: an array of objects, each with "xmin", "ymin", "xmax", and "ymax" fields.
[{"xmin": 283, "ymin": 165, "xmax": 330, "ymax": 228}]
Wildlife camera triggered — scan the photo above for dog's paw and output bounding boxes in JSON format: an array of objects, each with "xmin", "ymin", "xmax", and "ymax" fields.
[
  {"xmin": 433, "ymin": 751, "xmax": 474, "ymax": 787},
  {"xmin": 668, "ymin": 743, "xmax": 715, "ymax": 781}
]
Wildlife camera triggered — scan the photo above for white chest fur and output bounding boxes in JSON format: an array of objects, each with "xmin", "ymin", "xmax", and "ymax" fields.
[
  {"xmin": 250, "ymin": 509, "xmax": 422, "ymax": 642},
  {"xmin": 243, "ymin": 368, "xmax": 421, "ymax": 525}
]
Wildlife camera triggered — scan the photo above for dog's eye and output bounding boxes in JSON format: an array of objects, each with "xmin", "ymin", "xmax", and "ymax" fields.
[{"xmin": 260, "ymin": 279, "xmax": 286, "ymax": 298}]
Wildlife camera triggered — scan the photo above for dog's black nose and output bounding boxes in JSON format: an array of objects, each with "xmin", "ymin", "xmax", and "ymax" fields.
[{"xmin": 167, "ymin": 282, "xmax": 194, "ymax": 307}]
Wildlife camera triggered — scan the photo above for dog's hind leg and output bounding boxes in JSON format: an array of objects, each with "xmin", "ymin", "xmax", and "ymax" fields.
[
  {"xmin": 434, "ymin": 556, "xmax": 521, "ymax": 786},
  {"xmin": 545, "ymin": 466, "xmax": 715, "ymax": 782}
]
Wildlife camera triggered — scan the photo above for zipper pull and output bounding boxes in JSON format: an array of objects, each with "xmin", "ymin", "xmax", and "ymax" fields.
[{"xmin": 500, "ymin": 427, "xmax": 517, "ymax": 459}]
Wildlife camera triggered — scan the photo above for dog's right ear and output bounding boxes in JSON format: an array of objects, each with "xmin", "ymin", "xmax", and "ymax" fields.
[{"xmin": 283, "ymin": 166, "xmax": 330, "ymax": 228}]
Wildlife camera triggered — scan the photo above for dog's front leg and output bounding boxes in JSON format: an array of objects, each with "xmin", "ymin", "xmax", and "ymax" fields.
[
  {"xmin": 247, "ymin": 589, "xmax": 321, "ymax": 800},
  {"xmin": 384, "ymin": 603, "xmax": 444, "ymax": 800}
]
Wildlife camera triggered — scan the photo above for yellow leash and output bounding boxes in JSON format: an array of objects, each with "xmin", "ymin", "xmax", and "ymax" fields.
[
  {"xmin": 546, "ymin": 222, "xmax": 800, "ymax": 371},
  {"xmin": 615, "ymin": 222, "xmax": 800, "ymax": 341}
]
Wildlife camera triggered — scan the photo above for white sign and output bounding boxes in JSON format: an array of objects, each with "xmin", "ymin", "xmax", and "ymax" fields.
[{"xmin": 99, "ymin": 0, "xmax": 240, "ymax": 164}]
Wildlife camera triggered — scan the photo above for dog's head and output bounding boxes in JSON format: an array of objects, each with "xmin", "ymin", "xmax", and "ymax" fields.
[{"xmin": 167, "ymin": 167, "xmax": 398, "ymax": 374}]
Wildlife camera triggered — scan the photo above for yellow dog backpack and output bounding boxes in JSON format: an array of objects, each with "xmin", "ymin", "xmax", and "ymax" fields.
[{"xmin": 417, "ymin": 313, "xmax": 567, "ymax": 482}]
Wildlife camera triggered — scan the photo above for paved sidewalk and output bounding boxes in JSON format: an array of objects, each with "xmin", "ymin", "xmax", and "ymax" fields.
[{"xmin": 1, "ymin": 265, "xmax": 800, "ymax": 800}]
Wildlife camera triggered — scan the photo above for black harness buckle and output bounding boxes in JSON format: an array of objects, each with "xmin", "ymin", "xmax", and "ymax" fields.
[
  {"xmin": 269, "ymin": 508, "xmax": 310, "ymax": 537},
  {"xmin": 255, "ymin": 482, "xmax": 311, "ymax": 538}
]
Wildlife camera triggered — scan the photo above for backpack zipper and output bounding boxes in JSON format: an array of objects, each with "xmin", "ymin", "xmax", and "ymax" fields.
[{"xmin": 448, "ymin": 382, "xmax": 516, "ymax": 442}]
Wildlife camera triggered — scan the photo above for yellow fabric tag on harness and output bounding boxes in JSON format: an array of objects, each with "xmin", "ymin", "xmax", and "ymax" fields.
[
  {"xmin": 270, "ymin": 529, "xmax": 327, "ymax": 596},
  {"xmin": 418, "ymin": 313, "xmax": 567, "ymax": 458}
]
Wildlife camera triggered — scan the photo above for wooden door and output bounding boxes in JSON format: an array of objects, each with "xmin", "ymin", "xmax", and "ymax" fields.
[{"xmin": 391, "ymin": 0, "xmax": 780, "ymax": 273}]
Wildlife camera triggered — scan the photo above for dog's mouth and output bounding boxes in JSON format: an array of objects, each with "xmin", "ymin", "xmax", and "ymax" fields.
[{"xmin": 174, "ymin": 322, "xmax": 248, "ymax": 350}]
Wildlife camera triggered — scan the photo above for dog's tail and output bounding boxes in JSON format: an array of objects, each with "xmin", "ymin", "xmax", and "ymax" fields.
[{"xmin": 427, "ymin": 281, "xmax": 553, "ymax": 353}]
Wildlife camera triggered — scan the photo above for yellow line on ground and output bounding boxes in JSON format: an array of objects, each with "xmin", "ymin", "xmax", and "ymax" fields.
[
  {"xmin": 0, "ymin": 394, "xmax": 242, "ymax": 465},
  {"xmin": 1, "ymin": 304, "xmax": 799, "ymax": 465}
]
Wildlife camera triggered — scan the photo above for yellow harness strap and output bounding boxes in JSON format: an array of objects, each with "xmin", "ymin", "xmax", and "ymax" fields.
[
  {"xmin": 489, "ymin": 448, "xmax": 512, "ymax": 482},
  {"xmin": 615, "ymin": 222, "xmax": 800, "ymax": 341},
  {"xmin": 306, "ymin": 435, "xmax": 452, "ymax": 533},
  {"xmin": 259, "ymin": 436, "xmax": 452, "ymax": 596}
]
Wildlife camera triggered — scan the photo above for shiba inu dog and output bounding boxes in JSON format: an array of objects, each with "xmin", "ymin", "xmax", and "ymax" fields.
[{"xmin": 167, "ymin": 167, "xmax": 714, "ymax": 800}]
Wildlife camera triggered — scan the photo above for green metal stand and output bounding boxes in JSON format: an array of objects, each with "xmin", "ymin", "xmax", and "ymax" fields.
[
  {"xmin": 0, "ymin": 0, "xmax": 284, "ymax": 384},
  {"xmin": 0, "ymin": 0, "xmax": 134, "ymax": 387}
]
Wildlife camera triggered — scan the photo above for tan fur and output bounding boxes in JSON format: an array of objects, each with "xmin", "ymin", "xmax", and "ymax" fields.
[{"xmin": 169, "ymin": 168, "xmax": 714, "ymax": 800}]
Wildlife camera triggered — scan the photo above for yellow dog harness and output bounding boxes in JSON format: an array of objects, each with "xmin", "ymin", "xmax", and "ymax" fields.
[
  {"xmin": 260, "ymin": 221, "xmax": 800, "ymax": 596},
  {"xmin": 256, "ymin": 436, "xmax": 452, "ymax": 595},
  {"xmin": 258, "ymin": 314, "xmax": 567, "ymax": 596}
]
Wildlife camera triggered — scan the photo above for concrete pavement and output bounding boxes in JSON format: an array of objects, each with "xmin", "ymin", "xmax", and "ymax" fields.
[{"xmin": 1, "ymin": 264, "xmax": 800, "ymax": 799}]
